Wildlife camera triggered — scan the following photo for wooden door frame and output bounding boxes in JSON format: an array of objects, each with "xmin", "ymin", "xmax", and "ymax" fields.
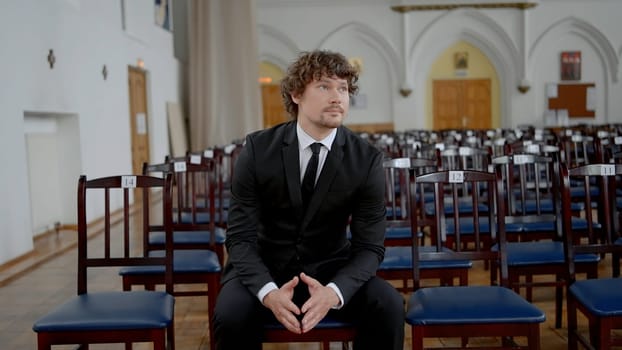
[
  {"xmin": 127, "ymin": 66, "xmax": 151, "ymax": 178},
  {"xmin": 432, "ymin": 78, "xmax": 491, "ymax": 130}
]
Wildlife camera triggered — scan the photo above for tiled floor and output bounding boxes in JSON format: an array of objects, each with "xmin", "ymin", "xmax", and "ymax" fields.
[{"xmin": 0, "ymin": 227, "xmax": 614, "ymax": 349}]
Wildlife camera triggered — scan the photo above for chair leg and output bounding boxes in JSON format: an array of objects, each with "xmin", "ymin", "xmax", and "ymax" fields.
[
  {"xmin": 555, "ymin": 278, "xmax": 563, "ymax": 329},
  {"xmin": 412, "ymin": 326, "xmax": 424, "ymax": 350},
  {"xmin": 567, "ymin": 293, "xmax": 579, "ymax": 350},
  {"xmin": 525, "ymin": 274, "xmax": 533, "ymax": 302}
]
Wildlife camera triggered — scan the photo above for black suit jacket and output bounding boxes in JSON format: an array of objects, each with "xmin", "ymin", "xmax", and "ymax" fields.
[{"xmin": 221, "ymin": 121, "xmax": 386, "ymax": 304}]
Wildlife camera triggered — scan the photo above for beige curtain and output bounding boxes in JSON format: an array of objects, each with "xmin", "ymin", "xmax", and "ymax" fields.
[{"xmin": 189, "ymin": 0, "xmax": 262, "ymax": 150}]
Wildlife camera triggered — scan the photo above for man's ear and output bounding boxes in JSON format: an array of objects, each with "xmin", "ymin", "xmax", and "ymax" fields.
[{"xmin": 291, "ymin": 93, "xmax": 300, "ymax": 104}]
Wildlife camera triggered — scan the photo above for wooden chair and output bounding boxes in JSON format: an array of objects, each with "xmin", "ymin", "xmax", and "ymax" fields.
[
  {"xmin": 121, "ymin": 155, "xmax": 222, "ymax": 350},
  {"xmin": 562, "ymin": 163, "xmax": 622, "ymax": 350},
  {"xmin": 491, "ymin": 153, "xmax": 599, "ymax": 329},
  {"xmin": 378, "ymin": 157, "xmax": 471, "ymax": 293},
  {"xmin": 263, "ymin": 316, "xmax": 356, "ymax": 350},
  {"xmin": 33, "ymin": 174, "xmax": 176, "ymax": 350},
  {"xmin": 405, "ymin": 169, "xmax": 546, "ymax": 349},
  {"xmin": 142, "ymin": 155, "xmax": 227, "ymax": 265}
]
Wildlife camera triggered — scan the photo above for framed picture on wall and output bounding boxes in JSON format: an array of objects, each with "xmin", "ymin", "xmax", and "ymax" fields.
[
  {"xmin": 454, "ymin": 52, "xmax": 468, "ymax": 70},
  {"xmin": 561, "ymin": 51, "xmax": 581, "ymax": 81},
  {"xmin": 155, "ymin": 0, "xmax": 171, "ymax": 31}
]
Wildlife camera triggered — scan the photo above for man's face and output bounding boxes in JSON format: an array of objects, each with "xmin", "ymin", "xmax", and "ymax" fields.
[{"xmin": 293, "ymin": 75, "xmax": 350, "ymax": 130}]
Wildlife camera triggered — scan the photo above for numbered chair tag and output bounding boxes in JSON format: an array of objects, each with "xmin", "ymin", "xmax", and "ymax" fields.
[
  {"xmin": 449, "ymin": 170, "xmax": 464, "ymax": 183},
  {"xmin": 190, "ymin": 154, "xmax": 201, "ymax": 164},
  {"xmin": 174, "ymin": 161, "xmax": 187, "ymax": 173},
  {"xmin": 615, "ymin": 136, "xmax": 622, "ymax": 145},
  {"xmin": 514, "ymin": 154, "xmax": 531, "ymax": 164},
  {"xmin": 224, "ymin": 144, "xmax": 236, "ymax": 154},
  {"xmin": 600, "ymin": 164, "xmax": 615, "ymax": 176},
  {"xmin": 203, "ymin": 149, "xmax": 214, "ymax": 158},
  {"xmin": 121, "ymin": 176, "xmax": 137, "ymax": 188}
]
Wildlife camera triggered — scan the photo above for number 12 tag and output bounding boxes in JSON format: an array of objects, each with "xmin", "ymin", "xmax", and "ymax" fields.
[{"xmin": 449, "ymin": 171, "xmax": 464, "ymax": 183}]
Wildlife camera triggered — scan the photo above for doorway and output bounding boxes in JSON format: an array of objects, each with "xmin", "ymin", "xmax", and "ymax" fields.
[
  {"xmin": 433, "ymin": 79, "xmax": 491, "ymax": 130},
  {"xmin": 128, "ymin": 66, "xmax": 151, "ymax": 176},
  {"xmin": 261, "ymin": 84, "xmax": 288, "ymax": 127},
  {"xmin": 24, "ymin": 112, "xmax": 81, "ymax": 236}
]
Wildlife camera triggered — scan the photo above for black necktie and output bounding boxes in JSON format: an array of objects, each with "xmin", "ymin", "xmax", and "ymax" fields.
[{"xmin": 302, "ymin": 142, "xmax": 322, "ymax": 208}]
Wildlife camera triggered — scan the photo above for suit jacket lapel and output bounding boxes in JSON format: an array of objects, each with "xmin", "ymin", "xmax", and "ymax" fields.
[
  {"xmin": 300, "ymin": 127, "xmax": 345, "ymax": 231},
  {"xmin": 282, "ymin": 123, "xmax": 305, "ymax": 219}
]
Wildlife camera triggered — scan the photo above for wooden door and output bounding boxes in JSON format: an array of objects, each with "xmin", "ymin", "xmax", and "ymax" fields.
[
  {"xmin": 433, "ymin": 79, "xmax": 491, "ymax": 130},
  {"xmin": 261, "ymin": 84, "xmax": 289, "ymax": 127},
  {"xmin": 128, "ymin": 67, "xmax": 150, "ymax": 176}
]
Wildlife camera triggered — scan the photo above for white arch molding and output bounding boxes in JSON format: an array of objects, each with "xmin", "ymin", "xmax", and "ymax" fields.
[
  {"xmin": 530, "ymin": 17, "xmax": 619, "ymax": 122},
  {"xmin": 408, "ymin": 8, "xmax": 520, "ymax": 128}
]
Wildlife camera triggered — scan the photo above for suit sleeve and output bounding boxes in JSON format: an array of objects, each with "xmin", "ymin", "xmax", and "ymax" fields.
[
  {"xmin": 331, "ymin": 150, "xmax": 386, "ymax": 303},
  {"xmin": 224, "ymin": 136, "xmax": 274, "ymax": 295}
]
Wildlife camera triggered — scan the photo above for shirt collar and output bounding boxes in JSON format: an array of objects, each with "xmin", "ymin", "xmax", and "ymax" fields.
[{"xmin": 296, "ymin": 123, "xmax": 337, "ymax": 151}]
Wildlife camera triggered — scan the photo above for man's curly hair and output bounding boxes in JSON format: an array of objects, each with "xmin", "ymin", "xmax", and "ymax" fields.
[{"xmin": 280, "ymin": 50, "xmax": 359, "ymax": 119}]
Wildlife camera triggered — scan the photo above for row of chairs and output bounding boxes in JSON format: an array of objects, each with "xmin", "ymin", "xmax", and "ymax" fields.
[
  {"xmin": 31, "ymin": 124, "xmax": 622, "ymax": 349},
  {"xmin": 379, "ymin": 156, "xmax": 622, "ymax": 349},
  {"xmin": 31, "ymin": 144, "xmax": 242, "ymax": 349},
  {"xmin": 31, "ymin": 143, "xmax": 350, "ymax": 350},
  {"xmin": 375, "ymin": 121, "xmax": 622, "ymax": 347}
]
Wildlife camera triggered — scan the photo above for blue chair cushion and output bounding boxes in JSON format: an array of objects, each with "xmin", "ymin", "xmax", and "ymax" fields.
[
  {"xmin": 173, "ymin": 210, "xmax": 228, "ymax": 224},
  {"xmin": 119, "ymin": 250, "xmax": 221, "ymax": 275},
  {"xmin": 380, "ymin": 246, "xmax": 472, "ymax": 270},
  {"xmin": 521, "ymin": 216, "xmax": 595, "ymax": 233},
  {"xmin": 32, "ymin": 291, "xmax": 174, "ymax": 332},
  {"xmin": 444, "ymin": 217, "xmax": 522, "ymax": 234},
  {"xmin": 149, "ymin": 227, "xmax": 226, "ymax": 246},
  {"xmin": 386, "ymin": 206, "xmax": 402, "ymax": 218},
  {"xmin": 516, "ymin": 198, "xmax": 584, "ymax": 214},
  {"xmin": 570, "ymin": 185, "xmax": 599, "ymax": 198},
  {"xmin": 424, "ymin": 198, "xmax": 489, "ymax": 216},
  {"xmin": 405, "ymin": 286, "xmax": 546, "ymax": 325},
  {"xmin": 385, "ymin": 226, "xmax": 412, "ymax": 239},
  {"xmin": 492, "ymin": 241, "xmax": 600, "ymax": 266},
  {"xmin": 264, "ymin": 314, "xmax": 352, "ymax": 330},
  {"xmin": 569, "ymin": 278, "xmax": 622, "ymax": 317}
]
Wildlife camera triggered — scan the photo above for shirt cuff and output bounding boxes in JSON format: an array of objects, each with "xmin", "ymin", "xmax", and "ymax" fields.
[
  {"xmin": 257, "ymin": 282, "xmax": 278, "ymax": 304},
  {"xmin": 327, "ymin": 282, "xmax": 344, "ymax": 309}
]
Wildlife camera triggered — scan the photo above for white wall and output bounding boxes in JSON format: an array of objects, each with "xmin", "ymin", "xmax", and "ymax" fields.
[
  {"xmin": 256, "ymin": 0, "xmax": 622, "ymax": 130},
  {"xmin": 0, "ymin": 0, "xmax": 180, "ymax": 265}
]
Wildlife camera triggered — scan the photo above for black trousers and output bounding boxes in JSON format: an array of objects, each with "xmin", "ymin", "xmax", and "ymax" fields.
[{"xmin": 213, "ymin": 275, "xmax": 405, "ymax": 350}]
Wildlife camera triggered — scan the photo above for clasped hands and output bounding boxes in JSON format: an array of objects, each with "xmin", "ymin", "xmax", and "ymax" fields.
[{"xmin": 263, "ymin": 272, "xmax": 339, "ymax": 334}]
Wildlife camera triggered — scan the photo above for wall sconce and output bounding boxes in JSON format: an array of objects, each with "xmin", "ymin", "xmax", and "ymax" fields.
[
  {"xmin": 137, "ymin": 58, "xmax": 144, "ymax": 69},
  {"xmin": 517, "ymin": 79, "xmax": 531, "ymax": 94},
  {"xmin": 348, "ymin": 57, "xmax": 363, "ymax": 74},
  {"xmin": 102, "ymin": 65, "xmax": 108, "ymax": 80},
  {"xmin": 47, "ymin": 49, "xmax": 56, "ymax": 69},
  {"xmin": 399, "ymin": 88, "xmax": 412, "ymax": 97}
]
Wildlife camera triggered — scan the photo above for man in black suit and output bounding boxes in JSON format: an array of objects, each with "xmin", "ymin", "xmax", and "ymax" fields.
[{"xmin": 213, "ymin": 50, "xmax": 404, "ymax": 350}]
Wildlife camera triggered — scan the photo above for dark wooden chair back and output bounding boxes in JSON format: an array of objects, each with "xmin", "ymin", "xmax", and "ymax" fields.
[{"xmin": 33, "ymin": 174, "xmax": 175, "ymax": 349}]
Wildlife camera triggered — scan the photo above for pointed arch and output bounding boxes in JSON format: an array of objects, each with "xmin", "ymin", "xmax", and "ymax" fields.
[
  {"xmin": 318, "ymin": 21, "xmax": 401, "ymax": 83},
  {"xmin": 408, "ymin": 8, "xmax": 519, "ymax": 127},
  {"xmin": 531, "ymin": 17, "xmax": 619, "ymax": 83},
  {"xmin": 257, "ymin": 24, "xmax": 299, "ymax": 71},
  {"xmin": 317, "ymin": 21, "xmax": 401, "ymax": 124}
]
